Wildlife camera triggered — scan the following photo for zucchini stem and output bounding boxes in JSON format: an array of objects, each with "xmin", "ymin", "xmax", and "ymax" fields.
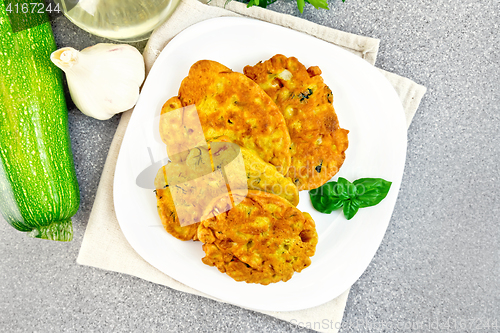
[{"xmin": 28, "ymin": 219, "xmax": 73, "ymax": 242}]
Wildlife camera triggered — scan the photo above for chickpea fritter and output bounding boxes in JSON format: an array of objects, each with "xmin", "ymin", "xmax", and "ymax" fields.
[
  {"xmin": 160, "ymin": 60, "xmax": 292, "ymax": 176},
  {"xmin": 155, "ymin": 140, "xmax": 300, "ymax": 241},
  {"xmin": 244, "ymin": 55, "xmax": 349, "ymax": 190},
  {"xmin": 198, "ymin": 191, "xmax": 318, "ymax": 285}
]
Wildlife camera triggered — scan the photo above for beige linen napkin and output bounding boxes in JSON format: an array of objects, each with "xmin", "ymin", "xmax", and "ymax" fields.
[{"xmin": 77, "ymin": 0, "xmax": 427, "ymax": 332}]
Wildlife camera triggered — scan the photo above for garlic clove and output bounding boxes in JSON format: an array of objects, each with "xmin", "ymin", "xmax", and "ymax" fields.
[
  {"xmin": 51, "ymin": 47, "xmax": 79, "ymax": 69},
  {"xmin": 51, "ymin": 43, "xmax": 145, "ymax": 120}
]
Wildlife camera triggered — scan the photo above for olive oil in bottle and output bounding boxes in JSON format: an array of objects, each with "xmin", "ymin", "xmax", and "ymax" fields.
[{"xmin": 57, "ymin": 0, "xmax": 180, "ymax": 42}]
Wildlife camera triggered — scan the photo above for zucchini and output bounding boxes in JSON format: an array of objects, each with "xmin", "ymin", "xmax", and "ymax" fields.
[{"xmin": 0, "ymin": 1, "xmax": 80, "ymax": 241}]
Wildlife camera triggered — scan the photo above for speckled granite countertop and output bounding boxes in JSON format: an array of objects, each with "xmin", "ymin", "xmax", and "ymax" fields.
[{"xmin": 1, "ymin": 1, "xmax": 499, "ymax": 332}]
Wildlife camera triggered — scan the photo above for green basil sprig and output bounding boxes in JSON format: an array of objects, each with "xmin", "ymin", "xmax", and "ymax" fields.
[
  {"xmin": 309, "ymin": 177, "xmax": 392, "ymax": 220},
  {"xmin": 241, "ymin": 0, "xmax": 344, "ymax": 13}
]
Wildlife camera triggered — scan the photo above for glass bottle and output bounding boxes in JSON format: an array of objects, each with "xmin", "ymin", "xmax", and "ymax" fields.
[{"xmin": 55, "ymin": 0, "xmax": 180, "ymax": 42}]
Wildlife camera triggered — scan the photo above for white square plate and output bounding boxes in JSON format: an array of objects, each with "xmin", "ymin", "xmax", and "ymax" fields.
[{"xmin": 114, "ymin": 17, "xmax": 407, "ymax": 311}]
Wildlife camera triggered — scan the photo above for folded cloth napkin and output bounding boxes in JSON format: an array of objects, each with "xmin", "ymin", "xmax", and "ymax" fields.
[{"xmin": 77, "ymin": 0, "xmax": 427, "ymax": 332}]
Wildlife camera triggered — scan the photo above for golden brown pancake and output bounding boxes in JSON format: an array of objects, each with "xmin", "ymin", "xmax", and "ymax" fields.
[
  {"xmin": 155, "ymin": 139, "xmax": 300, "ymax": 241},
  {"xmin": 154, "ymin": 146, "xmax": 220, "ymax": 241},
  {"xmin": 160, "ymin": 60, "xmax": 292, "ymax": 175},
  {"xmin": 244, "ymin": 54, "xmax": 349, "ymax": 190},
  {"xmin": 198, "ymin": 190, "xmax": 318, "ymax": 285},
  {"xmin": 210, "ymin": 136, "xmax": 299, "ymax": 206}
]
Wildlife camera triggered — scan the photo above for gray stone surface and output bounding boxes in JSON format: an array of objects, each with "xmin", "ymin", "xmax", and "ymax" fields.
[{"xmin": 1, "ymin": 0, "xmax": 499, "ymax": 332}]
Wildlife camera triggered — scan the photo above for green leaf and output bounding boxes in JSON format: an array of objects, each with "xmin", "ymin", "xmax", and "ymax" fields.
[
  {"xmin": 244, "ymin": 0, "xmax": 332, "ymax": 10},
  {"xmin": 246, "ymin": 0, "xmax": 278, "ymax": 8},
  {"xmin": 306, "ymin": 0, "xmax": 329, "ymax": 10},
  {"xmin": 247, "ymin": 0, "xmax": 259, "ymax": 7},
  {"xmin": 329, "ymin": 181, "xmax": 343, "ymax": 197},
  {"xmin": 334, "ymin": 178, "xmax": 346, "ymax": 192},
  {"xmin": 342, "ymin": 199, "xmax": 360, "ymax": 220},
  {"xmin": 309, "ymin": 194, "xmax": 324, "ymax": 211},
  {"xmin": 322, "ymin": 197, "xmax": 344, "ymax": 213},
  {"xmin": 353, "ymin": 178, "xmax": 392, "ymax": 208},
  {"xmin": 309, "ymin": 176, "xmax": 391, "ymax": 220},
  {"xmin": 310, "ymin": 192, "xmax": 340, "ymax": 213},
  {"xmin": 297, "ymin": 0, "xmax": 305, "ymax": 13},
  {"xmin": 310, "ymin": 180, "xmax": 336, "ymax": 198},
  {"xmin": 346, "ymin": 182, "xmax": 357, "ymax": 198},
  {"xmin": 336, "ymin": 177, "xmax": 356, "ymax": 200},
  {"xmin": 313, "ymin": 178, "xmax": 354, "ymax": 200}
]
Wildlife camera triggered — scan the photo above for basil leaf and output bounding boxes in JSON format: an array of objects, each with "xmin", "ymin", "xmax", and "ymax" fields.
[
  {"xmin": 309, "ymin": 191, "xmax": 326, "ymax": 211},
  {"xmin": 319, "ymin": 181, "xmax": 338, "ymax": 197},
  {"xmin": 310, "ymin": 189, "xmax": 344, "ymax": 213},
  {"xmin": 246, "ymin": 0, "xmax": 256, "ymax": 7},
  {"xmin": 337, "ymin": 177, "xmax": 350, "ymax": 186},
  {"xmin": 346, "ymin": 182, "xmax": 357, "ymax": 198},
  {"xmin": 322, "ymin": 197, "xmax": 344, "ymax": 214},
  {"xmin": 342, "ymin": 199, "xmax": 360, "ymax": 220},
  {"xmin": 306, "ymin": 0, "xmax": 329, "ymax": 10},
  {"xmin": 336, "ymin": 177, "xmax": 357, "ymax": 200},
  {"xmin": 297, "ymin": 0, "xmax": 305, "ymax": 12},
  {"xmin": 310, "ymin": 177, "xmax": 392, "ymax": 219},
  {"xmin": 330, "ymin": 181, "xmax": 343, "ymax": 197},
  {"xmin": 353, "ymin": 178, "xmax": 392, "ymax": 208},
  {"xmin": 248, "ymin": 0, "xmax": 278, "ymax": 8},
  {"xmin": 244, "ymin": 0, "xmax": 333, "ymax": 10}
]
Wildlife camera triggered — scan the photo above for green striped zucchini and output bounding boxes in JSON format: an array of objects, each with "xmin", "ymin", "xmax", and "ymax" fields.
[{"xmin": 0, "ymin": 1, "xmax": 80, "ymax": 241}]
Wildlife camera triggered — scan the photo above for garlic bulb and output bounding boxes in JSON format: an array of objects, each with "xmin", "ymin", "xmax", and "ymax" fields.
[{"xmin": 51, "ymin": 43, "xmax": 145, "ymax": 120}]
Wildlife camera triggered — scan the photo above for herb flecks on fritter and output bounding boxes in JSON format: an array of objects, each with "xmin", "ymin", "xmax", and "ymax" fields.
[
  {"xmin": 244, "ymin": 54, "xmax": 349, "ymax": 190},
  {"xmin": 211, "ymin": 136, "xmax": 299, "ymax": 206},
  {"xmin": 154, "ymin": 146, "xmax": 220, "ymax": 241}
]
